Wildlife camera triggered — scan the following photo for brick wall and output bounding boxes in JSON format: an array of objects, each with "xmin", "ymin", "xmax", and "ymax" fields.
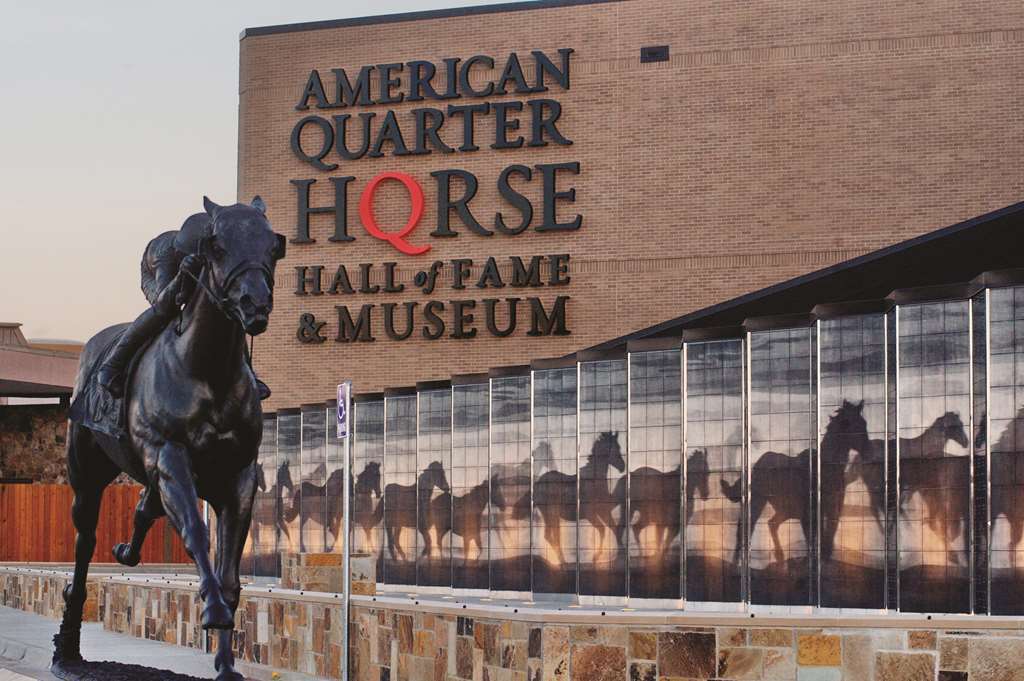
[{"xmin": 238, "ymin": 0, "xmax": 1024, "ymax": 408}]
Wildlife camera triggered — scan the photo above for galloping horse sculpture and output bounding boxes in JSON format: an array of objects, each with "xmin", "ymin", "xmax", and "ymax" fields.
[{"xmin": 53, "ymin": 197, "xmax": 285, "ymax": 681}]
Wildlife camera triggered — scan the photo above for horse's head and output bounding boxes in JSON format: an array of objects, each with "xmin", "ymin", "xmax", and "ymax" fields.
[
  {"xmin": 686, "ymin": 448, "xmax": 711, "ymax": 500},
  {"xmin": 424, "ymin": 461, "xmax": 450, "ymax": 493},
  {"xmin": 592, "ymin": 431, "xmax": 626, "ymax": 473},
  {"xmin": 939, "ymin": 411, "xmax": 969, "ymax": 449},
  {"xmin": 200, "ymin": 196, "xmax": 286, "ymax": 336},
  {"xmin": 277, "ymin": 461, "xmax": 294, "ymax": 492},
  {"xmin": 489, "ymin": 476, "xmax": 506, "ymax": 509},
  {"xmin": 827, "ymin": 399, "xmax": 871, "ymax": 454},
  {"xmin": 255, "ymin": 463, "xmax": 267, "ymax": 492},
  {"xmin": 361, "ymin": 461, "xmax": 383, "ymax": 498}
]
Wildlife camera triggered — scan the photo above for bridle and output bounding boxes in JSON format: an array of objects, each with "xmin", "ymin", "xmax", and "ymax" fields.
[{"xmin": 177, "ymin": 248, "xmax": 276, "ymax": 369}]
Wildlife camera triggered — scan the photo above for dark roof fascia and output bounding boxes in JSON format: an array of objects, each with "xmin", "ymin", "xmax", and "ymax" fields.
[
  {"xmin": 743, "ymin": 313, "xmax": 816, "ymax": 333},
  {"xmin": 811, "ymin": 299, "xmax": 892, "ymax": 320},
  {"xmin": 626, "ymin": 337, "xmax": 681, "ymax": 353},
  {"xmin": 531, "ymin": 356, "xmax": 578, "ymax": 371},
  {"xmin": 489, "ymin": 365, "xmax": 532, "ymax": 378},
  {"xmin": 972, "ymin": 268, "xmax": 1024, "ymax": 289},
  {"xmin": 886, "ymin": 282, "xmax": 981, "ymax": 306},
  {"xmin": 585, "ymin": 199, "xmax": 1024, "ymax": 351},
  {"xmin": 577, "ymin": 346, "xmax": 627, "ymax": 363},
  {"xmin": 681, "ymin": 326, "xmax": 743, "ymax": 343},
  {"xmin": 353, "ymin": 392, "xmax": 385, "ymax": 403},
  {"xmin": 241, "ymin": 0, "xmax": 629, "ymax": 40},
  {"xmin": 416, "ymin": 379, "xmax": 453, "ymax": 392},
  {"xmin": 452, "ymin": 372, "xmax": 490, "ymax": 386},
  {"xmin": 384, "ymin": 386, "xmax": 417, "ymax": 397}
]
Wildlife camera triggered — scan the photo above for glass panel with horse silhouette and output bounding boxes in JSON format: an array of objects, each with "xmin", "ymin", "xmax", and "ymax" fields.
[
  {"xmin": 451, "ymin": 382, "xmax": 490, "ymax": 590},
  {"xmin": 686, "ymin": 340, "xmax": 745, "ymax": 604},
  {"xmin": 628, "ymin": 350, "xmax": 682, "ymax": 600},
  {"xmin": 299, "ymin": 404, "xmax": 327, "ymax": 554},
  {"xmin": 383, "ymin": 395, "xmax": 418, "ymax": 586},
  {"xmin": 417, "ymin": 389, "xmax": 452, "ymax": 587},
  {"xmin": 988, "ymin": 286, "xmax": 1024, "ymax": 614},
  {"xmin": 352, "ymin": 398, "xmax": 385, "ymax": 583},
  {"xmin": 324, "ymin": 402, "xmax": 344, "ymax": 553},
  {"xmin": 897, "ymin": 301, "xmax": 971, "ymax": 613},
  {"xmin": 818, "ymin": 315, "xmax": 887, "ymax": 609},
  {"xmin": 748, "ymin": 328, "xmax": 816, "ymax": 606},
  {"xmin": 578, "ymin": 360, "xmax": 628, "ymax": 598},
  {"xmin": 276, "ymin": 410, "xmax": 301, "ymax": 557},
  {"xmin": 489, "ymin": 375, "xmax": 532, "ymax": 594},
  {"xmin": 252, "ymin": 413, "xmax": 278, "ymax": 577},
  {"xmin": 972, "ymin": 292, "xmax": 987, "ymax": 613},
  {"xmin": 532, "ymin": 367, "xmax": 578, "ymax": 596}
]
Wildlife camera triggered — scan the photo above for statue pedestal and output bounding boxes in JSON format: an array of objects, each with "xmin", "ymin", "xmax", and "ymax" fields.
[{"xmin": 280, "ymin": 552, "xmax": 376, "ymax": 595}]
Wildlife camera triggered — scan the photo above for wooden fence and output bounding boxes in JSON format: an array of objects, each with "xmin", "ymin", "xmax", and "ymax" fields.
[{"xmin": 0, "ymin": 483, "xmax": 189, "ymax": 563}]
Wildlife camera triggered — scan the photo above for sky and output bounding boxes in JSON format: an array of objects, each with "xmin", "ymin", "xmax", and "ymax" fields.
[{"xmin": 0, "ymin": 0, "xmax": 517, "ymax": 343}]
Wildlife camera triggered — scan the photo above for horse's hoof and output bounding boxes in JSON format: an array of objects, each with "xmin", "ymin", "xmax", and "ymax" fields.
[
  {"xmin": 201, "ymin": 599, "xmax": 234, "ymax": 630},
  {"xmin": 215, "ymin": 670, "xmax": 245, "ymax": 681},
  {"xmin": 112, "ymin": 543, "xmax": 141, "ymax": 567}
]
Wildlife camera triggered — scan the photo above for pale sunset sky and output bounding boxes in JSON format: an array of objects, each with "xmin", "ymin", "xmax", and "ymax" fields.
[{"xmin": 0, "ymin": 0, "xmax": 518, "ymax": 343}]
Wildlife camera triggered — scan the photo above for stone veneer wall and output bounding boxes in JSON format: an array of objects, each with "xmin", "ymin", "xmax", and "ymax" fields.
[
  {"xmin": 5, "ymin": 567, "xmax": 1024, "ymax": 680},
  {"xmin": 0, "ymin": 566, "xmax": 98, "ymax": 622},
  {"xmin": 0, "ymin": 405, "xmax": 69, "ymax": 483}
]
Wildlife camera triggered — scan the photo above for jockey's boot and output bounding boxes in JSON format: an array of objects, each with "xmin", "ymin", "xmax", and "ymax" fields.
[{"xmin": 97, "ymin": 306, "xmax": 167, "ymax": 398}]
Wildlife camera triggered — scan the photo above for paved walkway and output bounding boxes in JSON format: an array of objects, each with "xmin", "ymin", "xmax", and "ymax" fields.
[{"xmin": 0, "ymin": 606, "xmax": 325, "ymax": 681}]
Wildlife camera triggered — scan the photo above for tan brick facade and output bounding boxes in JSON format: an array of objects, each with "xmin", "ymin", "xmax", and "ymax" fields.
[{"xmin": 238, "ymin": 0, "xmax": 1024, "ymax": 409}]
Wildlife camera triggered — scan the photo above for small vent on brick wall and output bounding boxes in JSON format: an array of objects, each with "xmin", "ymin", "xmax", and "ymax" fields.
[{"xmin": 640, "ymin": 45, "xmax": 670, "ymax": 63}]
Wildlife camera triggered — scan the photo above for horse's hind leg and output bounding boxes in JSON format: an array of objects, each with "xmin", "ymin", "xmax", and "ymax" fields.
[
  {"xmin": 54, "ymin": 423, "xmax": 118, "ymax": 664},
  {"xmin": 212, "ymin": 462, "xmax": 258, "ymax": 681},
  {"xmin": 153, "ymin": 441, "xmax": 232, "ymax": 629},
  {"xmin": 113, "ymin": 484, "xmax": 164, "ymax": 566}
]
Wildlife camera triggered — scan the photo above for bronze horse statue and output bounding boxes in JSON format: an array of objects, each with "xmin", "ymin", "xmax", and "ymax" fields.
[{"xmin": 54, "ymin": 197, "xmax": 285, "ymax": 681}]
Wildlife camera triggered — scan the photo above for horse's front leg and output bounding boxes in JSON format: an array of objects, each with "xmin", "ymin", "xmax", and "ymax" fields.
[
  {"xmin": 213, "ymin": 462, "xmax": 258, "ymax": 681},
  {"xmin": 114, "ymin": 484, "xmax": 164, "ymax": 567},
  {"xmin": 152, "ymin": 441, "xmax": 232, "ymax": 629}
]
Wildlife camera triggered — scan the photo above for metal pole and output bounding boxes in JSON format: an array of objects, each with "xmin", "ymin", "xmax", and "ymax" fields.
[{"xmin": 342, "ymin": 386, "xmax": 352, "ymax": 681}]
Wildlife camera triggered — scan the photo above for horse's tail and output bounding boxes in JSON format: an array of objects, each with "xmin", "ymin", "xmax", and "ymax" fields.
[{"xmin": 720, "ymin": 478, "xmax": 742, "ymax": 503}]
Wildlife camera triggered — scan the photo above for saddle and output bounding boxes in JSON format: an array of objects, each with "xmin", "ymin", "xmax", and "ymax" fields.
[{"xmin": 68, "ymin": 329, "xmax": 153, "ymax": 441}]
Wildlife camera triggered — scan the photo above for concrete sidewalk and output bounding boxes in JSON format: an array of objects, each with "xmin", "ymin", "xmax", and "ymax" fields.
[{"xmin": 0, "ymin": 606, "xmax": 326, "ymax": 681}]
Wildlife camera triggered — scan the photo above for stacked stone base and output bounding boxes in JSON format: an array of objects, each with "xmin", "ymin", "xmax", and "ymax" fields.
[{"xmin": 5, "ymin": 566, "xmax": 1024, "ymax": 680}]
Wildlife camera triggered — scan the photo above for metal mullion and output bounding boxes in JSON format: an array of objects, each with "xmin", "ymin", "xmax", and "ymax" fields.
[
  {"xmin": 625, "ymin": 354, "xmax": 632, "ymax": 601},
  {"xmin": 814, "ymin": 321, "xmax": 822, "ymax": 608},
  {"xmin": 985, "ymin": 287, "xmax": 992, "ymax": 614},
  {"xmin": 575, "ymin": 363, "xmax": 582, "ymax": 598},
  {"xmin": 744, "ymin": 333, "xmax": 753, "ymax": 606},
  {"xmin": 968, "ymin": 299, "xmax": 976, "ymax": 613},
  {"xmin": 680, "ymin": 344, "xmax": 688, "ymax": 605}
]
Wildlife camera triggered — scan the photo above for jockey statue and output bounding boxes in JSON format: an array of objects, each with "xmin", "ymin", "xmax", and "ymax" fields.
[{"xmin": 95, "ymin": 212, "xmax": 271, "ymax": 401}]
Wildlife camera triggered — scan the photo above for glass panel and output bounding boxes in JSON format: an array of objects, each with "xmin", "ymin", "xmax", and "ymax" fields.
[
  {"xmin": 489, "ymin": 375, "xmax": 532, "ymax": 593},
  {"xmin": 252, "ymin": 414, "xmax": 278, "ymax": 578},
  {"xmin": 972, "ymin": 293, "xmax": 987, "ymax": 613},
  {"xmin": 452, "ymin": 383, "xmax": 490, "ymax": 590},
  {"xmin": 352, "ymin": 400, "xmax": 385, "ymax": 582},
  {"xmin": 417, "ymin": 389, "xmax": 452, "ymax": 587},
  {"xmin": 818, "ymin": 315, "xmax": 886, "ymax": 608},
  {"xmin": 325, "ymin": 403, "xmax": 345, "ymax": 553},
  {"xmin": 277, "ymin": 411, "xmax": 301, "ymax": 556},
  {"xmin": 989, "ymin": 286, "xmax": 1024, "ymax": 614},
  {"xmin": 897, "ymin": 301, "xmax": 971, "ymax": 613},
  {"xmin": 686, "ymin": 340, "xmax": 745, "ymax": 603},
  {"xmin": 300, "ymin": 404, "xmax": 327, "ymax": 554},
  {"xmin": 383, "ymin": 395, "xmax": 417, "ymax": 585},
  {"xmin": 885, "ymin": 310, "xmax": 898, "ymax": 609},
  {"xmin": 532, "ymin": 367, "xmax": 578, "ymax": 595},
  {"xmin": 628, "ymin": 350, "xmax": 682, "ymax": 599},
  {"xmin": 748, "ymin": 328, "xmax": 815, "ymax": 605},
  {"xmin": 578, "ymin": 360, "xmax": 628, "ymax": 597}
]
